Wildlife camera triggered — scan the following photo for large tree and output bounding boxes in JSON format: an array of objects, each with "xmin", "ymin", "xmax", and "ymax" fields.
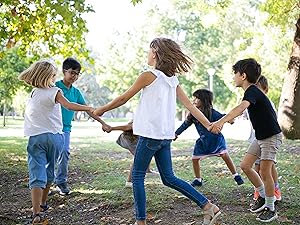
[{"xmin": 262, "ymin": 0, "xmax": 300, "ymax": 139}]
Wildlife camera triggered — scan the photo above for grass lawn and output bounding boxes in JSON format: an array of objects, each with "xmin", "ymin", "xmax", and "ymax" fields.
[{"xmin": 0, "ymin": 118, "xmax": 299, "ymax": 224}]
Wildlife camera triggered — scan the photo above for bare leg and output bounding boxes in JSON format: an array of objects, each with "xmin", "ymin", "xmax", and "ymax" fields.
[
  {"xmin": 192, "ymin": 159, "xmax": 201, "ymax": 178},
  {"xmin": 127, "ymin": 164, "xmax": 133, "ymax": 182},
  {"xmin": 31, "ymin": 187, "xmax": 42, "ymax": 215},
  {"xmin": 221, "ymin": 153, "xmax": 237, "ymax": 174},
  {"xmin": 271, "ymin": 164, "xmax": 278, "ymax": 184},
  {"xmin": 240, "ymin": 153, "xmax": 263, "ymax": 187},
  {"xmin": 260, "ymin": 160, "xmax": 275, "ymax": 197},
  {"xmin": 254, "ymin": 164, "xmax": 260, "ymax": 174},
  {"xmin": 41, "ymin": 184, "xmax": 51, "ymax": 206},
  {"xmin": 136, "ymin": 220, "xmax": 146, "ymax": 225}
]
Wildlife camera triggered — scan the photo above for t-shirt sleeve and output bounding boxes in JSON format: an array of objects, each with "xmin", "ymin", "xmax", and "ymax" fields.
[
  {"xmin": 77, "ymin": 89, "xmax": 86, "ymax": 105},
  {"xmin": 49, "ymin": 87, "xmax": 61, "ymax": 104},
  {"xmin": 242, "ymin": 87, "xmax": 256, "ymax": 105}
]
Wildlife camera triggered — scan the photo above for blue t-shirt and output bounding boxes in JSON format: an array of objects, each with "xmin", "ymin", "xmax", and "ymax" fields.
[
  {"xmin": 55, "ymin": 80, "xmax": 86, "ymax": 132},
  {"xmin": 175, "ymin": 109, "xmax": 226, "ymax": 154}
]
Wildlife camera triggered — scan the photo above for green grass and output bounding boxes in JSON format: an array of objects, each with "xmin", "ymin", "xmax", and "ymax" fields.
[{"xmin": 1, "ymin": 119, "xmax": 300, "ymax": 224}]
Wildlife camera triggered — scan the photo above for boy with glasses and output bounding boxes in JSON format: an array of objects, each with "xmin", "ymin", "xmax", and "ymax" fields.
[{"xmin": 54, "ymin": 57, "xmax": 109, "ymax": 195}]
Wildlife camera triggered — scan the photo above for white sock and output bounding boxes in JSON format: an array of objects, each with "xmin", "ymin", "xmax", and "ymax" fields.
[
  {"xmin": 232, "ymin": 173, "xmax": 239, "ymax": 178},
  {"xmin": 265, "ymin": 196, "xmax": 275, "ymax": 211},
  {"xmin": 196, "ymin": 177, "xmax": 202, "ymax": 182},
  {"xmin": 255, "ymin": 185, "xmax": 265, "ymax": 198}
]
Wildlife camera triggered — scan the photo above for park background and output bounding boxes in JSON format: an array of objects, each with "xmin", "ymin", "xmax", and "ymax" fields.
[{"xmin": 1, "ymin": 0, "xmax": 300, "ymax": 224}]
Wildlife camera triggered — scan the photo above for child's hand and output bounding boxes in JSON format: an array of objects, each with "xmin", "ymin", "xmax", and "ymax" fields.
[
  {"xmin": 210, "ymin": 121, "xmax": 224, "ymax": 133},
  {"xmin": 89, "ymin": 107, "xmax": 96, "ymax": 114},
  {"xmin": 94, "ymin": 107, "xmax": 105, "ymax": 116},
  {"xmin": 228, "ymin": 119, "xmax": 235, "ymax": 124},
  {"xmin": 102, "ymin": 124, "xmax": 112, "ymax": 133}
]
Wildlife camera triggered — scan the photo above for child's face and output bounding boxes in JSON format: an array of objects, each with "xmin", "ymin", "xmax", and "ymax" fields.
[
  {"xmin": 63, "ymin": 68, "xmax": 80, "ymax": 84},
  {"xmin": 233, "ymin": 71, "xmax": 245, "ymax": 87},
  {"xmin": 192, "ymin": 97, "xmax": 201, "ymax": 108},
  {"xmin": 147, "ymin": 48, "xmax": 156, "ymax": 67}
]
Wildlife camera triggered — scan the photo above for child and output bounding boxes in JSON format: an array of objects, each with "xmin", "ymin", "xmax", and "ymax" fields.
[
  {"xmin": 19, "ymin": 60, "xmax": 93, "ymax": 224},
  {"xmin": 102, "ymin": 121, "xmax": 157, "ymax": 188},
  {"xmin": 248, "ymin": 76, "xmax": 282, "ymax": 202},
  {"xmin": 175, "ymin": 89, "xmax": 244, "ymax": 187},
  {"xmin": 94, "ymin": 38, "xmax": 221, "ymax": 225},
  {"xmin": 54, "ymin": 58, "xmax": 110, "ymax": 195},
  {"xmin": 212, "ymin": 58, "xmax": 282, "ymax": 222}
]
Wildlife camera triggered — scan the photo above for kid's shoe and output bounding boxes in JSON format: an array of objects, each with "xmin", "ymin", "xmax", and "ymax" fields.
[
  {"xmin": 40, "ymin": 203, "xmax": 49, "ymax": 212},
  {"xmin": 250, "ymin": 196, "xmax": 266, "ymax": 213},
  {"xmin": 253, "ymin": 190, "xmax": 260, "ymax": 201},
  {"xmin": 56, "ymin": 182, "xmax": 70, "ymax": 195},
  {"xmin": 274, "ymin": 187, "xmax": 282, "ymax": 201},
  {"xmin": 234, "ymin": 175, "xmax": 244, "ymax": 185},
  {"xmin": 190, "ymin": 179, "xmax": 203, "ymax": 187},
  {"xmin": 256, "ymin": 207, "xmax": 278, "ymax": 222}
]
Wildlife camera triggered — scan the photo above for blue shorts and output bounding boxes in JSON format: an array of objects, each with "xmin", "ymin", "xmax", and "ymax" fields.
[{"xmin": 27, "ymin": 133, "xmax": 64, "ymax": 189}]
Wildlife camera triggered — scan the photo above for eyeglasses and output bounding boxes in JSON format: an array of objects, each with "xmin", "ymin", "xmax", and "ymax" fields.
[{"xmin": 64, "ymin": 69, "xmax": 81, "ymax": 77}]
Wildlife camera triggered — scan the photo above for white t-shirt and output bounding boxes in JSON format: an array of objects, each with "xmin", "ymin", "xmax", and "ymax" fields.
[
  {"xmin": 133, "ymin": 69, "xmax": 179, "ymax": 139},
  {"xmin": 24, "ymin": 87, "xmax": 63, "ymax": 136}
]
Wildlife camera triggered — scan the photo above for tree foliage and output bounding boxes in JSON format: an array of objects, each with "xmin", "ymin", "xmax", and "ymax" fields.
[{"xmin": 0, "ymin": 0, "xmax": 94, "ymax": 59}]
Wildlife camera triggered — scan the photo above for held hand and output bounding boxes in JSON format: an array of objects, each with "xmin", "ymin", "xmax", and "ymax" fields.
[
  {"xmin": 102, "ymin": 124, "xmax": 112, "ymax": 133},
  {"xmin": 89, "ymin": 107, "xmax": 96, "ymax": 114},
  {"xmin": 210, "ymin": 121, "xmax": 224, "ymax": 133},
  {"xmin": 94, "ymin": 107, "xmax": 105, "ymax": 116}
]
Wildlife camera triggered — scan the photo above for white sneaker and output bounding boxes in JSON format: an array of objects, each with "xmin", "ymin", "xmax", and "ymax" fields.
[{"xmin": 125, "ymin": 181, "xmax": 133, "ymax": 188}]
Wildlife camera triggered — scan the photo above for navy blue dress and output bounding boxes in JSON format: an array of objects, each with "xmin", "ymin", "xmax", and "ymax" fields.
[{"xmin": 175, "ymin": 109, "xmax": 227, "ymax": 159}]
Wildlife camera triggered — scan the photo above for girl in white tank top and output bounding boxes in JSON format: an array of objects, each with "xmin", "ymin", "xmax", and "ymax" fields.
[{"xmin": 94, "ymin": 38, "xmax": 221, "ymax": 225}]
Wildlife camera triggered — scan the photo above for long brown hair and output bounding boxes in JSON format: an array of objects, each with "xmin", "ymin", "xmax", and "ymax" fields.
[
  {"xmin": 187, "ymin": 89, "xmax": 213, "ymax": 122},
  {"xmin": 150, "ymin": 38, "xmax": 193, "ymax": 76}
]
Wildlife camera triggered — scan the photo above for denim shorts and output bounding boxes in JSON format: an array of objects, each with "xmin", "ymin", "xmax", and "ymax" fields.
[
  {"xmin": 27, "ymin": 132, "xmax": 64, "ymax": 189},
  {"xmin": 247, "ymin": 133, "xmax": 282, "ymax": 162}
]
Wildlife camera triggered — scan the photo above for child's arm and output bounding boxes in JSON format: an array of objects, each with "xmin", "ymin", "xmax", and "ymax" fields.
[
  {"xmin": 176, "ymin": 85, "xmax": 213, "ymax": 131},
  {"xmin": 94, "ymin": 72, "xmax": 156, "ymax": 116},
  {"xmin": 103, "ymin": 123, "xmax": 132, "ymax": 133},
  {"xmin": 174, "ymin": 117, "xmax": 193, "ymax": 140},
  {"xmin": 212, "ymin": 100, "xmax": 250, "ymax": 130},
  {"xmin": 85, "ymin": 111, "xmax": 110, "ymax": 127},
  {"xmin": 55, "ymin": 91, "xmax": 94, "ymax": 112}
]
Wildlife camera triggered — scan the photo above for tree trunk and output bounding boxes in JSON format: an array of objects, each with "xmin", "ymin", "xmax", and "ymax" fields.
[
  {"xmin": 278, "ymin": 17, "xmax": 300, "ymax": 139},
  {"xmin": 3, "ymin": 104, "xmax": 6, "ymax": 127}
]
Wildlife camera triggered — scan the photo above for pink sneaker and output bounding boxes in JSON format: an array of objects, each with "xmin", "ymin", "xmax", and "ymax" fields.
[
  {"xmin": 274, "ymin": 188, "xmax": 282, "ymax": 201},
  {"xmin": 253, "ymin": 190, "xmax": 260, "ymax": 200}
]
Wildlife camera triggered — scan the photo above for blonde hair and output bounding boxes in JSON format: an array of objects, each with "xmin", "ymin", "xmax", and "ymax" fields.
[
  {"xmin": 19, "ymin": 60, "xmax": 57, "ymax": 88},
  {"xmin": 150, "ymin": 38, "xmax": 193, "ymax": 76}
]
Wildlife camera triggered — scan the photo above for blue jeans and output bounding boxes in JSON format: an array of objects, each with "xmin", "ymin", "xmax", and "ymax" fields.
[
  {"xmin": 27, "ymin": 133, "xmax": 64, "ymax": 189},
  {"xmin": 132, "ymin": 136, "xmax": 209, "ymax": 220},
  {"xmin": 55, "ymin": 131, "xmax": 70, "ymax": 185}
]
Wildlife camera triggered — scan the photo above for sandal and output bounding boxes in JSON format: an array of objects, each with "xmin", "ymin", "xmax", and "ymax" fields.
[
  {"xmin": 31, "ymin": 214, "xmax": 49, "ymax": 225},
  {"xmin": 203, "ymin": 204, "xmax": 221, "ymax": 225}
]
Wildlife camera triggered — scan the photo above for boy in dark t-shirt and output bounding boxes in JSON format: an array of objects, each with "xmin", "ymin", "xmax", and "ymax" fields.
[{"xmin": 212, "ymin": 58, "xmax": 282, "ymax": 223}]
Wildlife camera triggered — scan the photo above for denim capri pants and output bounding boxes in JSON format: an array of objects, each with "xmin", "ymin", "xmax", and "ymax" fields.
[{"xmin": 27, "ymin": 132, "xmax": 64, "ymax": 189}]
